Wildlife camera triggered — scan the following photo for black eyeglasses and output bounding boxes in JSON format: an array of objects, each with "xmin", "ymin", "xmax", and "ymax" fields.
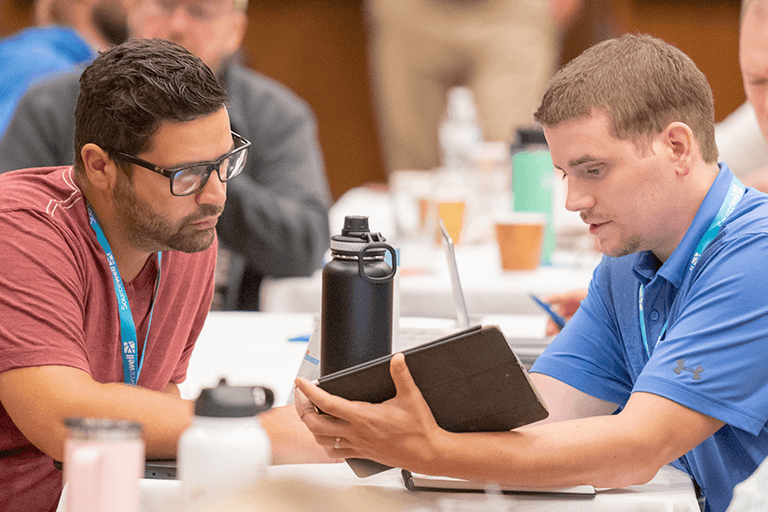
[{"xmin": 111, "ymin": 131, "xmax": 251, "ymax": 196}]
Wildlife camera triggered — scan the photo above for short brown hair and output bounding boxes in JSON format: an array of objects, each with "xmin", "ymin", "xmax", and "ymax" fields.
[
  {"xmin": 74, "ymin": 38, "xmax": 229, "ymax": 175},
  {"xmin": 534, "ymin": 33, "xmax": 718, "ymax": 163}
]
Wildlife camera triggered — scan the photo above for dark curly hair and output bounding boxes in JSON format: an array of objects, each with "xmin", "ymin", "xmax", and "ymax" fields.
[{"xmin": 74, "ymin": 38, "xmax": 229, "ymax": 175}]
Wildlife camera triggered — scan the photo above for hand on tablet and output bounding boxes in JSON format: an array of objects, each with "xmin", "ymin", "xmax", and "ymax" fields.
[{"xmin": 294, "ymin": 353, "xmax": 443, "ymax": 472}]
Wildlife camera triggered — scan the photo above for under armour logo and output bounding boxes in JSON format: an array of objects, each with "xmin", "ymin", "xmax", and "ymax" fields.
[{"xmin": 674, "ymin": 359, "xmax": 703, "ymax": 380}]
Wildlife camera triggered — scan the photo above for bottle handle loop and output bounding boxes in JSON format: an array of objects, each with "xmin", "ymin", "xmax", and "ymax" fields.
[{"xmin": 357, "ymin": 242, "xmax": 397, "ymax": 284}]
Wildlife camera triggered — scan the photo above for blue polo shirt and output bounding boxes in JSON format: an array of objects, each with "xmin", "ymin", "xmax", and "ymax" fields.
[
  {"xmin": 0, "ymin": 26, "xmax": 95, "ymax": 138},
  {"xmin": 531, "ymin": 164, "xmax": 768, "ymax": 512}
]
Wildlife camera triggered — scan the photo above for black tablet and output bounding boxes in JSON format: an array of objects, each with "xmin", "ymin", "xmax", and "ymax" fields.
[{"xmin": 317, "ymin": 325, "xmax": 548, "ymax": 477}]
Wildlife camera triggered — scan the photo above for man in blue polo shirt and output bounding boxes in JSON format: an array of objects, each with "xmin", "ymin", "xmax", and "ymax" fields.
[{"xmin": 294, "ymin": 33, "xmax": 768, "ymax": 512}]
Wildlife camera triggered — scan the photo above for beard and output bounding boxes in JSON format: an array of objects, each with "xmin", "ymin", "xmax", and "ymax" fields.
[
  {"xmin": 599, "ymin": 233, "xmax": 642, "ymax": 259},
  {"xmin": 112, "ymin": 172, "xmax": 223, "ymax": 254},
  {"xmin": 581, "ymin": 211, "xmax": 643, "ymax": 258}
]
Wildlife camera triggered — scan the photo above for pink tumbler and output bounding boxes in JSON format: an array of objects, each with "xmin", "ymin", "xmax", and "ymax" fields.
[{"xmin": 63, "ymin": 418, "xmax": 144, "ymax": 512}]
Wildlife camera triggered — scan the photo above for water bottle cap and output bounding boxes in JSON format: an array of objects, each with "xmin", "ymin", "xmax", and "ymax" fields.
[
  {"xmin": 341, "ymin": 215, "xmax": 369, "ymax": 235},
  {"xmin": 446, "ymin": 87, "xmax": 478, "ymax": 121},
  {"xmin": 514, "ymin": 126, "xmax": 548, "ymax": 147},
  {"xmin": 194, "ymin": 378, "xmax": 274, "ymax": 417},
  {"xmin": 331, "ymin": 215, "xmax": 387, "ymax": 254}
]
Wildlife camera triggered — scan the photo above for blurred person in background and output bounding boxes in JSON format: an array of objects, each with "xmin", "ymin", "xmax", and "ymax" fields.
[
  {"xmin": 715, "ymin": 0, "xmax": 768, "ymax": 192},
  {"xmin": 0, "ymin": 0, "xmax": 129, "ymax": 138},
  {"xmin": 730, "ymin": 0, "xmax": 768, "ymax": 192},
  {"xmin": 0, "ymin": 0, "xmax": 332, "ymax": 311},
  {"xmin": 365, "ymin": 0, "xmax": 583, "ymax": 175},
  {"xmin": 715, "ymin": 102, "xmax": 768, "ymax": 184}
]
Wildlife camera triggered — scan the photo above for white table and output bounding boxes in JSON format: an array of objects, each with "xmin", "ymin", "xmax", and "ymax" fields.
[
  {"xmin": 168, "ymin": 313, "xmax": 699, "ymax": 512},
  {"xmin": 265, "ymin": 463, "xmax": 700, "ymax": 512},
  {"xmin": 261, "ymin": 243, "xmax": 599, "ymax": 318},
  {"xmin": 59, "ymin": 312, "xmax": 700, "ymax": 512},
  {"xmin": 103, "ymin": 460, "xmax": 701, "ymax": 512},
  {"xmin": 262, "ymin": 183, "xmax": 600, "ymax": 318},
  {"xmin": 178, "ymin": 311, "xmax": 314, "ymax": 405},
  {"xmin": 179, "ymin": 311, "xmax": 551, "ymax": 403}
]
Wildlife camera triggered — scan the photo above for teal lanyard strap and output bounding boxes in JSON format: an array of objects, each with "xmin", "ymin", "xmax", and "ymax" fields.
[
  {"xmin": 87, "ymin": 204, "xmax": 161, "ymax": 385},
  {"xmin": 639, "ymin": 176, "xmax": 745, "ymax": 358}
]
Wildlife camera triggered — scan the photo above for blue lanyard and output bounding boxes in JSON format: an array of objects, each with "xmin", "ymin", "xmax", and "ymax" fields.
[
  {"xmin": 639, "ymin": 176, "xmax": 745, "ymax": 359},
  {"xmin": 87, "ymin": 204, "xmax": 162, "ymax": 385}
]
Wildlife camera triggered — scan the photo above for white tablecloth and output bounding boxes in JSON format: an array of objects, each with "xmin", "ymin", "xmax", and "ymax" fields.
[
  {"xmin": 263, "ymin": 463, "xmax": 700, "ymax": 512},
  {"xmin": 179, "ymin": 312, "xmax": 551, "ymax": 404},
  {"xmin": 57, "ymin": 312, "xmax": 699, "ymax": 512},
  {"xmin": 261, "ymin": 243, "xmax": 599, "ymax": 318},
  {"xmin": 262, "ymin": 184, "xmax": 600, "ymax": 318},
  {"xmin": 182, "ymin": 314, "xmax": 698, "ymax": 511},
  {"xmin": 178, "ymin": 312, "xmax": 314, "ymax": 405},
  {"xmin": 64, "ymin": 461, "xmax": 699, "ymax": 512}
]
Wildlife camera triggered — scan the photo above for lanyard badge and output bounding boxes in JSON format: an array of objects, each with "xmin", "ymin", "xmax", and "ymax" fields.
[
  {"xmin": 87, "ymin": 204, "xmax": 162, "ymax": 385},
  {"xmin": 637, "ymin": 176, "xmax": 745, "ymax": 359},
  {"xmin": 639, "ymin": 176, "xmax": 745, "ymax": 358}
]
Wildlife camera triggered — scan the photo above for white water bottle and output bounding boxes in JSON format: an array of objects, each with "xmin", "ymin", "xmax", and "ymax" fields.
[
  {"xmin": 179, "ymin": 379, "xmax": 273, "ymax": 511},
  {"xmin": 438, "ymin": 86, "xmax": 482, "ymax": 170},
  {"xmin": 438, "ymin": 87, "xmax": 483, "ymax": 242}
]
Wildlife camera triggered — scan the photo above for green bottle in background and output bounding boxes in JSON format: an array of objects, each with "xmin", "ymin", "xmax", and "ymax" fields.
[{"xmin": 511, "ymin": 128, "xmax": 556, "ymax": 266}]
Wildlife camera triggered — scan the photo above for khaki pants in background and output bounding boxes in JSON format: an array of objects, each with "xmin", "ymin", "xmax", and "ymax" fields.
[{"xmin": 365, "ymin": 0, "xmax": 559, "ymax": 175}]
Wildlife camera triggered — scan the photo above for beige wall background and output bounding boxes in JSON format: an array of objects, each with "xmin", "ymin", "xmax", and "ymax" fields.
[{"xmin": 1, "ymin": 0, "xmax": 743, "ymax": 201}]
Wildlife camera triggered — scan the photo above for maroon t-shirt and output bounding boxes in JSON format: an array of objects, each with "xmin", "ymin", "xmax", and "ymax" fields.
[{"xmin": 0, "ymin": 167, "xmax": 216, "ymax": 511}]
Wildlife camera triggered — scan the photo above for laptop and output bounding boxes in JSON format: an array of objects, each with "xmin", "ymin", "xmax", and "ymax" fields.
[
  {"xmin": 396, "ymin": 220, "xmax": 552, "ymax": 368},
  {"xmin": 144, "ymin": 459, "xmax": 176, "ymax": 479},
  {"xmin": 394, "ymin": 219, "xmax": 471, "ymax": 350}
]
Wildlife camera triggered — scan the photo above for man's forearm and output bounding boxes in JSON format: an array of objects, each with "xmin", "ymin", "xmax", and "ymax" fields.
[
  {"xmin": 0, "ymin": 366, "xmax": 194, "ymax": 462},
  {"xmin": 99, "ymin": 382, "xmax": 194, "ymax": 459},
  {"xmin": 409, "ymin": 392, "xmax": 723, "ymax": 490},
  {"xmin": 422, "ymin": 414, "xmax": 657, "ymax": 489},
  {"xmin": 295, "ymin": 363, "xmax": 724, "ymax": 490}
]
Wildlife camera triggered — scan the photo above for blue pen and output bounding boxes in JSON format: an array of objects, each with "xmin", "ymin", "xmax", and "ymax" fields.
[{"xmin": 529, "ymin": 294, "xmax": 566, "ymax": 329}]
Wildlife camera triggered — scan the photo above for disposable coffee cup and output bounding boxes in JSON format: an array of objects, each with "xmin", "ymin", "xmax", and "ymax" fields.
[{"xmin": 494, "ymin": 212, "xmax": 546, "ymax": 270}]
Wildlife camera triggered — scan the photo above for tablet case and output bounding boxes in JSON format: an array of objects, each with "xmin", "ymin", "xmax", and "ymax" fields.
[{"xmin": 317, "ymin": 325, "xmax": 549, "ymax": 477}]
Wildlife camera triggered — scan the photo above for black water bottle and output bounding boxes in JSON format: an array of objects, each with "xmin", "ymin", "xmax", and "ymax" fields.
[{"xmin": 320, "ymin": 215, "xmax": 397, "ymax": 376}]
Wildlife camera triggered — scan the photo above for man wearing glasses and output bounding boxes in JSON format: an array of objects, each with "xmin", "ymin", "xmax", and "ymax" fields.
[
  {"xmin": 0, "ymin": 39, "xmax": 327, "ymax": 512},
  {"xmin": 0, "ymin": 0, "xmax": 332, "ymax": 311}
]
